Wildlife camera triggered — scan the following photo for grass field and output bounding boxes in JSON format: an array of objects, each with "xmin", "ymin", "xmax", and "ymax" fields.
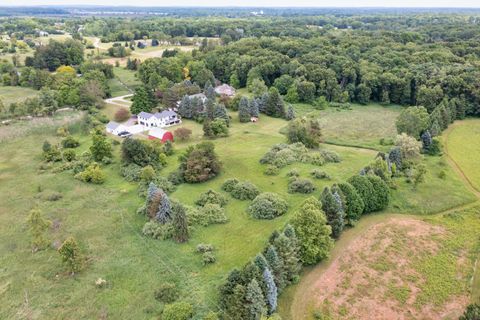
[
  {"xmin": 0, "ymin": 86, "xmax": 39, "ymax": 104},
  {"xmin": 445, "ymin": 119, "xmax": 480, "ymax": 192},
  {"xmin": 1, "ymin": 102, "xmax": 478, "ymax": 319}
]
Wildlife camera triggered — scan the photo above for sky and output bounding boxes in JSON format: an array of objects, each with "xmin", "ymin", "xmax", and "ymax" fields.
[{"xmin": 2, "ymin": 0, "xmax": 480, "ymax": 8}]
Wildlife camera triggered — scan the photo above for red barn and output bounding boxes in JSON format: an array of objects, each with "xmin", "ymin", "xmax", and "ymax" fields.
[{"xmin": 148, "ymin": 128, "xmax": 174, "ymax": 143}]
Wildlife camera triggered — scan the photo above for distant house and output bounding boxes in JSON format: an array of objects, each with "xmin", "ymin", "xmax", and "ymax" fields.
[
  {"xmin": 148, "ymin": 128, "xmax": 174, "ymax": 143},
  {"xmin": 137, "ymin": 110, "xmax": 181, "ymax": 128},
  {"xmin": 38, "ymin": 31, "xmax": 49, "ymax": 37},
  {"xmin": 106, "ymin": 121, "xmax": 127, "ymax": 135},
  {"xmin": 176, "ymin": 93, "xmax": 208, "ymax": 107},
  {"xmin": 215, "ymin": 84, "xmax": 236, "ymax": 97}
]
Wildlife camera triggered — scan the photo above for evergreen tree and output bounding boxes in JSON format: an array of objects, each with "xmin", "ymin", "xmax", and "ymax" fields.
[
  {"xmin": 249, "ymin": 99, "xmax": 260, "ymax": 117},
  {"xmin": 285, "ymin": 104, "xmax": 295, "ymax": 121},
  {"xmin": 219, "ymin": 268, "xmax": 243, "ymax": 309},
  {"xmin": 58, "ymin": 236, "xmax": 82, "ymax": 274},
  {"xmin": 290, "ymin": 197, "xmax": 333, "ymax": 265},
  {"xmin": 27, "ymin": 208, "xmax": 51, "ymax": 251},
  {"xmin": 229, "ymin": 284, "xmax": 249, "ymax": 320},
  {"xmin": 131, "ymin": 86, "xmax": 154, "ymax": 115},
  {"xmin": 156, "ymin": 190, "xmax": 172, "ymax": 224},
  {"xmin": 264, "ymin": 245, "xmax": 286, "ymax": 292},
  {"xmin": 205, "ymin": 98, "xmax": 216, "ymax": 120},
  {"xmin": 420, "ymin": 130, "xmax": 432, "ymax": 151},
  {"xmin": 273, "ymin": 233, "xmax": 301, "ymax": 285},
  {"xmin": 265, "ymin": 87, "xmax": 285, "ymax": 118},
  {"xmin": 213, "ymin": 103, "xmax": 230, "ymax": 126},
  {"xmin": 429, "ymin": 118, "xmax": 441, "ymax": 137},
  {"xmin": 263, "ymin": 268, "xmax": 278, "ymax": 314},
  {"xmin": 259, "ymin": 93, "xmax": 269, "ymax": 114},
  {"xmin": 90, "ymin": 130, "xmax": 112, "ymax": 162},
  {"xmin": 268, "ymin": 230, "xmax": 281, "ymax": 244},
  {"xmin": 205, "ymin": 84, "xmax": 216, "ymax": 100},
  {"xmin": 172, "ymin": 202, "xmax": 189, "ymax": 243},
  {"xmin": 320, "ymin": 187, "xmax": 344, "ymax": 238},
  {"xmin": 348, "ymin": 175, "xmax": 377, "ymax": 213},
  {"xmin": 239, "ymin": 96, "xmax": 251, "ymax": 122},
  {"xmin": 203, "ymin": 119, "xmax": 214, "ymax": 137},
  {"xmin": 337, "ymin": 182, "xmax": 364, "ymax": 225},
  {"xmin": 246, "ymin": 279, "xmax": 267, "ymax": 320},
  {"xmin": 254, "ymin": 254, "xmax": 269, "ymax": 272},
  {"xmin": 178, "ymin": 95, "xmax": 194, "ymax": 119}
]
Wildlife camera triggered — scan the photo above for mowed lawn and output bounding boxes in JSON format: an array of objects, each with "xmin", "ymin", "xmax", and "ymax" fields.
[
  {"xmin": 445, "ymin": 119, "xmax": 480, "ymax": 192},
  {"xmin": 0, "ymin": 86, "xmax": 39, "ymax": 104}
]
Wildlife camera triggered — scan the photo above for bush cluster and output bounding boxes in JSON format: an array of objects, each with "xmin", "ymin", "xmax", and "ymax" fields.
[
  {"xmin": 74, "ymin": 163, "xmax": 106, "ymax": 184},
  {"xmin": 260, "ymin": 143, "xmax": 340, "ymax": 169},
  {"xmin": 230, "ymin": 181, "xmax": 260, "ymax": 200},
  {"xmin": 195, "ymin": 189, "xmax": 228, "ymax": 207},
  {"xmin": 288, "ymin": 178, "xmax": 316, "ymax": 194},
  {"xmin": 264, "ymin": 165, "xmax": 280, "ymax": 176},
  {"xmin": 310, "ymin": 169, "xmax": 331, "ymax": 180},
  {"xmin": 247, "ymin": 192, "xmax": 288, "ymax": 219},
  {"xmin": 221, "ymin": 178, "xmax": 239, "ymax": 192}
]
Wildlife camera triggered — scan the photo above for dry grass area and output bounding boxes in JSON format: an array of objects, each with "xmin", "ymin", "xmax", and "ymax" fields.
[{"xmin": 308, "ymin": 217, "xmax": 470, "ymax": 320}]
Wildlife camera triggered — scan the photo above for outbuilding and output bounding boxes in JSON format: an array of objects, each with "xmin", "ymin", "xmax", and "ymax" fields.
[
  {"xmin": 148, "ymin": 128, "xmax": 174, "ymax": 143},
  {"xmin": 106, "ymin": 121, "xmax": 126, "ymax": 135}
]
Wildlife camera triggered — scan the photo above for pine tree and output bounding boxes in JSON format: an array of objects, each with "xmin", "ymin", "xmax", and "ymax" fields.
[
  {"xmin": 264, "ymin": 245, "xmax": 286, "ymax": 292},
  {"xmin": 420, "ymin": 130, "xmax": 432, "ymax": 151},
  {"xmin": 131, "ymin": 86, "xmax": 154, "ymax": 115},
  {"xmin": 263, "ymin": 268, "xmax": 278, "ymax": 314},
  {"xmin": 273, "ymin": 234, "xmax": 301, "ymax": 285},
  {"xmin": 254, "ymin": 254, "xmax": 269, "ymax": 272},
  {"xmin": 172, "ymin": 202, "xmax": 189, "ymax": 243},
  {"xmin": 246, "ymin": 279, "xmax": 267, "ymax": 320},
  {"xmin": 205, "ymin": 83, "xmax": 216, "ymax": 100},
  {"xmin": 285, "ymin": 104, "xmax": 295, "ymax": 120},
  {"xmin": 229, "ymin": 284, "xmax": 249, "ymax": 320},
  {"xmin": 249, "ymin": 99, "xmax": 259, "ymax": 117},
  {"xmin": 265, "ymin": 87, "xmax": 285, "ymax": 118},
  {"xmin": 213, "ymin": 103, "xmax": 230, "ymax": 126},
  {"xmin": 259, "ymin": 93, "xmax": 269, "ymax": 114},
  {"xmin": 27, "ymin": 208, "xmax": 51, "ymax": 251},
  {"xmin": 178, "ymin": 95, "xmax": 194, "ymax": 119},
  {"xmin": 268, "ymin": 230, "xmax": 281, "ymax": 244},
  {"xmin": 205, "ymin": 98, "xmax": 216, "ymax": 120},
  {"xmin": 337, "ymin": 182, "xmax": 364, "ymax": 225},
  {"xmin": 239, "ymin": 96, "xmax": 251, "ymax": 123},
  {"xmin": 320, "ymin": 187, "xmax": 344, "ymax": 238},
  {"xmin": 156, "ymin": 190, "xmax": 172, "ymax": 224},
  {"xmin": 219, "ymin": 268, "xmax": 243, "ymax": 309}
]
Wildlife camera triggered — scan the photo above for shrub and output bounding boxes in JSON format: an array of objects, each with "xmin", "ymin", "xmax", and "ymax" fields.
[
  {"xmin": 120, "ymin": 163, "xmax": 142, "ymax": 182},
  {"xmin": 319, "ymin": 149, "xmax": 341, "ymax": 163},
  {"xmin": 264, "ymin": 165, "xmax": 279, "ymax": 176},
  {"xmin": 43, "ymin": 191, "xmax": 63, "ymax": 201},
  {"xmin": 288, "ymin": 178, "xmax": 316, "ymax": 194},
  {"xmin": 272, "ymin": 148, "xmax": 296, "ymax": 168},
  {"xmin": 231, "ymin": 181, "xmax": 260, "ymax": 200},
  {"xmin": 425, "ymin": 138, "xmax": 442, "ymax": 156},
  {"xmin": 248, "ymin": 193, "xmax": 288, "ymax": 219},
  {"xmin": 58, "ymin": 237, "xmax": 82, "ymax": 274},
  {"xmin": 75, "ymin": 163, "xmax": 106, "ymax": 184},
  {"xmin": 114, "ymin": 108, "xmax": 131, "ymax": 122},
  {"xmin": 179, "ymin": 142, "xmax": 221, "ymax": 183},
  {"xmin": 221, "ymin": 178, "xmax": 239, "ymax": 192},
  {"xmin": 309, "ymin": 152, "xmax": 325, "ymax": 166},
  {"xmin": 197, "ymin": 204, "xmax": 228, "ymax": 226},
  {"xmin": 61, "ymin": 136, "xmax": 80, "ymax": 148},
  {"xmin": 174, "ymin": 127, "xmax": 192, "ymax": 141},
  {"xmin": 195, "ymin": 189, "xmax": 228, "ymax": 207},
  {"xmin": 310, "ymin": 169, "xmax": 330, "ymax": 180},
  {"xmin": 63, "ymin": 149, "xmax": 76, "ymax": 162},
  {"xmin": 286, "ymin": 168, "xmax": 300, "ymax": 177},
  {"xmin": 168, "ymin": 170, "xmax": 184, "ymax": 185},
  {"xmin": 367, "ymin": 175, "xmax": 390, "ymax": 211},
  {"xmin": 286, "ymin": 117, "xmax": 323, "ymax": 148},
  {"xmin": 438, "ymin": 170, "xmax": 447, "ymax": 179},
  {"xmin": 142, "ymin": 221, "xmax": 173, "ymax": 240},
  {"xmin": 196, "ymin": 243, "xmax": 214, "ymax": 253},
  {"xmin": 154, "ymin": 282, "xmax": 179, "ymax": 303},
  {"xmin": 203, "ymin": 252, "xmax": 216, "ymax": 265},
  {"xmin": 138, "ymin": 175, "xmax": 176, "ymax": 197},
  {"xmin": 162, "ymin": 302, "xmax": 193, "ymax": 320}
]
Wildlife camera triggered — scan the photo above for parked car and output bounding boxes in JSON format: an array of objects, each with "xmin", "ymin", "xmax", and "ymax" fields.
[{"xmin": 118, "ymin": 131, "xmax": 132, "ymax": 138}]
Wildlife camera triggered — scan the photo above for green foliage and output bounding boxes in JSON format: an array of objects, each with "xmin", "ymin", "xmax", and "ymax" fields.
[
  {"xmin": 154, "ymin": 282, "xmax": 179, "ymax": 303},
  {"xmin": 58, "ymin": 236, "xmax": 82, "ymax": 274},
  {"xmin": 130, "ymin": 85, "xmax": 154, "ymax": 114},
  {"xmin": 396, "ymin": 106, "xmax": 430, "ymax": 139},
  {"xmin": 238, "ymin": 97, "xmax": 251, "ymax": 123},
  {"xmin": 179, "ymin": 142, "xmax": 221, "ymax": 183},
  {"xmin": 196, "ymin": 243, "xmax": 214, "ymax": 253},
  {"xmin": 26, "ymin": 208, "xmax": 51, "ymax": 251},
  {"xmin": 121, "ymin": 138, "xmax": 163, "ymax": 168},
  {"xmin": 320, "ymin": 187, "xmax": 344, "ymax": 238},
  {"xmin": 310, "ymin": 169, "xmax": 330, "ymax": 180},
  {"xmin": 75, "ymin": 163, "xmax": 106, "ymax": 184},
  {"xmin": 172, "ymin": 202, "xmax": 189, "ymax": 243},
  {"xmin": 196, "ymin": 204, "xmax": 228, "ymax": 226},
  {"xmin": 90, "ymin": 130, "xmax": 112, "ymax": 162},
  {"xmin": 61, "ymin": 136, "xmax": 80, "ymax": 149},
  {"xmin": 264, "ymin": 165, "xmax": 280, "ymax": 176},
  {"xmin": 62, "ymin": 149, "xmax": 76, "ymax": 162},
  {"xmin": 142, "ymin": 221, "xmax": 173, "ymax": 240},
  {"xmin": 337, "ymin": 182, "xmax": 364, "ymax": 225},
  {"xmin": 367, "ymin": 175, "xmax": 390, "ymax": 211},
  {"xmin": 230, "ymin": 181, "xmax": 260, "ymax": 200},
  {"xmin": 460, "ymin": 304, "xmax": 480, "ymax": 320},
  {"xmin": 202, "ymin": 252, "xmax": 217, "ymax": 265},
  {"xmin": 287, "ymin": 178, "xmax": 316, "ymax": 194},
  {"xmin": 248, "ymin": 193, "xmax": 288, "ymax": 220},
  {"xmin": 195, "ymin": 189, "xmax": 228, "ymax": 207},
  {"xmin": 221, "ymin": 178, "xmax": 240, "ymax": 193},
  {"xmin": 291, "ymin": 198, "xmax": 333, "ymax": 265},
  {"xmin": 287, "ymin": 117, "xmax": 322, "ymax": 148},
  {"xmin": 162, "ymin": 302, "xmax": 194, "ymax": 320},
  {"xmin": 265, "ymin": 87, "xmax": 285, "ymax": 118}
]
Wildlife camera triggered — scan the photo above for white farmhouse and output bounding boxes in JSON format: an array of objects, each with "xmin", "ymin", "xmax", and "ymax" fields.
[{"xmin": 137, "ymin": 110, "xmax": 182, "ymax": 128}]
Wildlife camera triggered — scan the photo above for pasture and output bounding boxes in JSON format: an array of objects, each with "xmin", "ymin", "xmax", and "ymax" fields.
[
  {"xmin": 0, "ymin": 86, "xmax": 39, "ymax": 104},
  {"xmin": 0, "ymin": 103, "xmax": 478, "ymax": 319}
]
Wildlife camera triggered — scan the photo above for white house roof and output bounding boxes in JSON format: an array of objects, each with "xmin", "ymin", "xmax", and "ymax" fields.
[
  {"xmin": 148, "ymin": 127, "xmax": 168, "ymax": 138},
  {"xmin": 154, "ymin": 110, "xmax": 178, "ymax": 119},
  {"xmin": 106, "ymin": 121, "xmax": 121, "ymax": 130},
  {"xmin": 215, "ymin": 84, "xmax": 236, "ymax": 95},
  {"xmin": 138, "ymin": 111, "xmax": 154, "ymax": 119}
]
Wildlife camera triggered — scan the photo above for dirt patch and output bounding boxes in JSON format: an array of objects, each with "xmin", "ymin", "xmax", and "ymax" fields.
[{"xmin": 309, "ymin": 217, "xmax": 468, "ymax": 320}]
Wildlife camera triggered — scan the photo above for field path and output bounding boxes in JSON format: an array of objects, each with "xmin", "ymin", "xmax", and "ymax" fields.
[
  {"xmin": 283, "ymin": 122, "xmax": 480, "ymax": 320},
  {"xmin": 105, "ymin": 94, "xmax": 133, "ymax": 108}
]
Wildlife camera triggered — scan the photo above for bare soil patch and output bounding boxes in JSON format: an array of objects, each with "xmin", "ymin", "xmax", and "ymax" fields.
[{"xmin": 310, "ymin": 217, "xmax": 468, "ymax": 320}]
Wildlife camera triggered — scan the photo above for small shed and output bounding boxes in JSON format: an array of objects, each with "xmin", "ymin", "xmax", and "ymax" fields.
[
  {"xmin": 106, "ymin": 121, "xmax": 126, "ymax": 135},
  {"xmin": 148, "ymin": 128, "xmax": 174, "ymax": 143}
]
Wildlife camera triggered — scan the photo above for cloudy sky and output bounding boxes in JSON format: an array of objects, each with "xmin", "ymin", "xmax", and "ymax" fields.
[{"xmin": 2, "ymin": 0, "xmax": 480, "ymax": 7}]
